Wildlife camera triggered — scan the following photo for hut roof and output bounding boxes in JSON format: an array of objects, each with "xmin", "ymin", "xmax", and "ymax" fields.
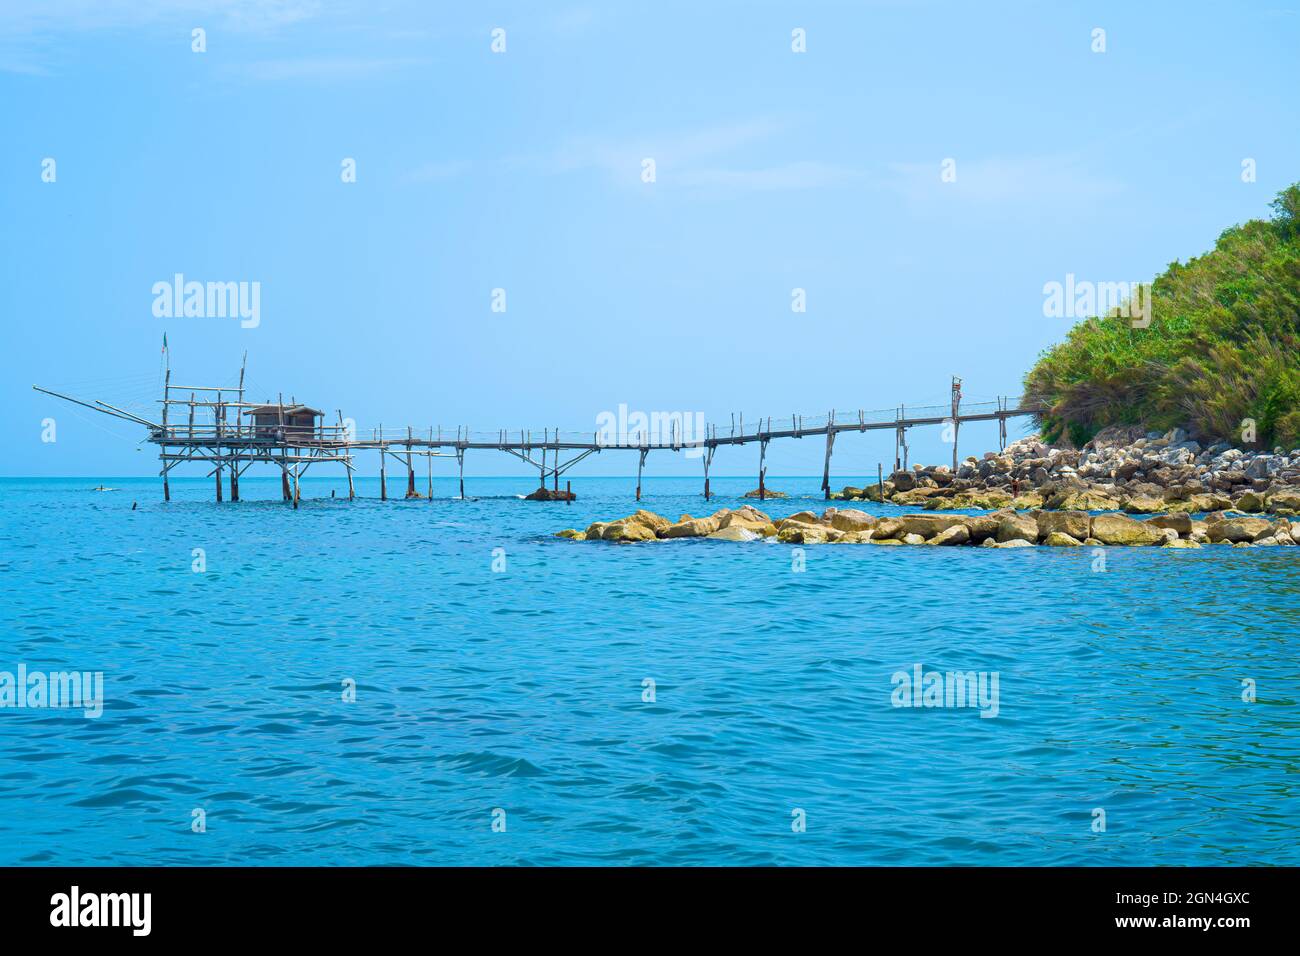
[{"xmin": 242, "ymin": 404, "xmax": 324, "ymax": 417}]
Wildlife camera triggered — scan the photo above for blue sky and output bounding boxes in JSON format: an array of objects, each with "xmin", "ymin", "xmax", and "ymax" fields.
[{"xmin": 4, "ymin": 0, "xmax": 1299, "ymax": 478}]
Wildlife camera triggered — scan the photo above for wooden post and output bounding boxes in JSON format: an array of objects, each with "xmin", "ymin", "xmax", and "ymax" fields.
[
  {"xmin": 428, "ymin": 428, "xmax": 434, "ymax": 500},
  {"xmin": 703, "ymin": 435, "xmax": 714, "ymax": 500},
  {"xmin": 951, "ymin": 376, "xmax": 962, "ymax": 472},
  {"xmin": 406, "ymin": 426, "xmax": 416, "ymax": 498},
  {"xmin": 231, "ymin": 463, "xmax": 240, "ymax": 502},
  {"xmin": 379, "ymin": 444, "xmax": 387, "ymax": 501},
  {"xmin": 214, "ymin": 390, "xmax": 224, "ymax": 502},
  {"xmin": 566, "ymin": 480, "xmax": 571, "ymax": 505},
  {"xmin": 281, "ymin": 466, "xmax": 291, "ymax": 501},
  {"xmin": 758, "ymin": 437, "xmax": 768, "ymax": 500},
  {"xmin": 346, "ymin": 460, "xmax": 355, "ymax": 500},
  {"xmin": 636, "ymin": 448, "xmax": 647, "ymax": 501},
  {"xmin": 457, "ymin": 442, "xmax": 465, "ymax": 500},
  {"xmin": 161, "ymin": 370, "xmax": 171, "ymax": 501},
  {"xmin": 878, "ymin": 463, "xmax": 884, "ymax": 503},
  {"xmin": 292, "ymin": 463, "xmax": 300, "ymax": 509},
  {"xmin": 821, "ymin": 410, "xmax": 835, "ymax": 499}
]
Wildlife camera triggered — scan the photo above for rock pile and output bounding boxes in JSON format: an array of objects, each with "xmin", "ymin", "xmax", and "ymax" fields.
[
  {"xmin": 835, "ymin": 427, "xmax": 1300, "ymax": 516},
  {"xmin": 556, "ymin": 505, "xmax": 1300, "ymax": 548}
]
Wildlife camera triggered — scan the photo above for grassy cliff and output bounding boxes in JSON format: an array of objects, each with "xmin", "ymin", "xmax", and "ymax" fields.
[{"xmin": 1025, "ymin": 184, "xmax": 1300, "ymax": 449}]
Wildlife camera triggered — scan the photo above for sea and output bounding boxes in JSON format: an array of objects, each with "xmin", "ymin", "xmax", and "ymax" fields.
[{"xmin": 1, "ymin": 475, "xmax": 1297, "ymax": 865}]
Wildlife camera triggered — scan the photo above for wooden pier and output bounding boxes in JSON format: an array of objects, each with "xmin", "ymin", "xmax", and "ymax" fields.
[{"xmin": 34, "ymin": 357, "xmax": 1043, "ymax": 504}]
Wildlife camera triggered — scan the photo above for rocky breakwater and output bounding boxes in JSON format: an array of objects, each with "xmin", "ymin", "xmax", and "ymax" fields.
[
  {"xmin": 556, "ymin": 505, "xmax": 1300, "ymax": 548},
  {"xmin": 834, "ymin": 426, "xmax": 1300, "ymax": 516}
]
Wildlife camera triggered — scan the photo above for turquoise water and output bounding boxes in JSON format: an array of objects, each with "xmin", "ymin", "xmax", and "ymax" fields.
[{"xmin": 1, "ymin": 475, "xmax": 1297, "ymax": 865}]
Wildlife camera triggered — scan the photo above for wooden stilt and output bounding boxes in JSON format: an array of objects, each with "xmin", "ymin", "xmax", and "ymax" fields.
[
  {"xmin": 379, "ymin": 442, "xmax": 387, "ymax": 501},
  {"xmin": 458, "ymin": 444, "xmax": 465, "ymax": 500},
  {"xmin": 758, "ymin": 437, "xmax": 768, "ymax": 500},
  {"xmin": 566, "ymin": 480, "xmax": 571, "ymax": 505},
  {"xmin": 162, "ymin": 468, "xmax": 170, "ymax": 502},
  {"xmin": 281, "ymin": 466, "xmax": 291, "ymax": 501},
  {"xmin": 231, "ymin": 463, "xmax": 239, "ymax": 502},
  {"xmin": 292, "ymin": 463, "xmax": 300, "ymax": 509},
  {"xmin": 215, "ymin": 464, "xmax": 223, "ymax": 502},
  {"xmin": 636, "ymin": 447, "xmax": 647, "ymax": 501},
  {"xmin": 821, "ymin": 410, "xmax": 836, "ymax": 499}
]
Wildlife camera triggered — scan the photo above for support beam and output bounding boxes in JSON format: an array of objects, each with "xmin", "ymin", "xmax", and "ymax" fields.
[
  {"xmin": 636, "ymin": 448, "xmax": 648, "ymax": 501},
  {"xmin": 821, "ymin": 410, "xmax": 836, "ymax": 499},
  {"xmin": 758, "ymin": 437, "xmax": 769, "ymax": 500}
]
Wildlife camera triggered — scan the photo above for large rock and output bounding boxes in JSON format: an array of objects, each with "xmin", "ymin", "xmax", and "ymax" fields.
[
  {"xmin": 1147, "ymin": 513, "xmax": 1192, "ymax": 535},
  {"xmin": 1035, "ymin": 510, "xmax": 1090, "ymax": 541},
  {"xmin": 1268, "ymin": 489, "xmax": 1300, "ymax": 514},
  {"xmin": 924, "ymin": 490, "xmax": 1014, "ymax": 510},
  {"xmin": 897, "ymin": 514, "xmax": 969, "ymax": 539},
  {"xmin": 1043, "ymin": 531, "xmax": 1083, "ymax": 546},
  {"xmin": 555, "ymin": 529, "xmax": 585, "ymax": 539},
  {"xmin": 629, "ymin": 510, "xmax": 671, "ymax": 535},
  {"xmin": 1090, "ymin": 513, "xmax": 1164, "ymax": 546},
  {"xmin": 871, "ymin": 517, "xmax": 904, "ymax": 541},
  {"xmin": 706, "ymin": 526, "xmax": 761, "ymax": 542},
  {"xmin": 828, "ymin": 508, "xmax": 876, "ymax": 532},
  {"xmin": 964, "ymin": 514, "xmax": 1001, "ymax": 543},
  {"xmin": 776, "ymin": 524, "xmax": 830, "ymax": 544},
  {"xmin": 602, "ymin": 519, "xmax": 658, "ymax": 542},
  {"xmin": 1049, "ymin": 489, "xmax": 1123, "ymax": 511},
  {"xmin": 926, "ymin": 524, "xmax": 970, "ymax": 546},
  {"xmin": 661, "ymin": 515, "xmax": 722, "ymax": 538},
  {"xmin": 891, "ymin": 488, "xmax": 941, "ymax": 506},
  {"xmin": 1235, "ymin": 491, "xmax": 1267, "ymax": 513},
  {"xmin": 995, "ymin": 512, "xmax": 1038, "ymax": 543},
  {"xmin": 1122, "ymin": 494, "xmax": 1165, "ymax": 514},
  {"xmin": 981, "ymin": 537, "xmax": 1034, "ymax": 548},
  {"xmin": 1009, "ymin": 492, "xmax": 1045, "ymax": 510},
  {"xmin": 781, "ymin": 511, "xmax": 822, "ymax": 527},
  {"xmin": 1207, "ymin": 516, "xmax": 1275, "ymax": 543}
]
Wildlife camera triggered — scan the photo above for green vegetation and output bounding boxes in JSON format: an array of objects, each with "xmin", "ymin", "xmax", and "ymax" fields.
[{"xmin": 1025, "ymin": 184, "xmax": 1300, "ymax": 449}]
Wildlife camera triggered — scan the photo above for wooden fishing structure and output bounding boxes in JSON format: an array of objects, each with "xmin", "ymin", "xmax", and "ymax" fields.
[{"xmin": 34, "ymin": 356, "xmax": 1043, "ymax": 505}]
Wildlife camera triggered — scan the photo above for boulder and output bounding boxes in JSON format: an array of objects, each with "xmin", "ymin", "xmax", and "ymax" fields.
[
  {"xmin": 1122, "ymin": 494, "xmax": 1165, "ymax": 514},
  {"xmin": 1147, "ymin": 513, "xmax": 1192, "ymax": 535},
  {"xmin": 1043, "ymin": 531, "xmax": 1083, "ymax": 546},
  {"xmin": 706, "ymin": 526, "xmax": 761, "ymax": 542},
  {"xmin": 661, "ymin": 515, "xmax": 722, "ymax": 538},
  {"xmin": 890, "ymin": 488, "xmax": 942, "ymax": 506},
  {"xmin": 995, "ymin": 512, "xmax": 1038, "ymax": 543},
  {"xmin": 1207, "ymin": 516, "xmax": 1275, "ymax": 543},
  {"xmin": 901, "ymin": 533, "xmax": 927, "ymax": 545},
  {"xmin": 872, "ymin": 517, "xmax": 904, "ymax": 541},
  {"xmin": 964, "ymin": 514, "xmax": 1002, "ymax": 543},
  {"xmin": 1035, "ymin": 510, "xmax": 1090, "ymax": 541},
  {"xmin": 924, "ymin": 490, "xmax": 1014, "ymax": 510},
  {"xmin": 584, "ymin": 521, "xmax": 608, "ymax": 539},
  {"xmin": 927, "ymin": 524, "xmax": 970, "ymax": 546},
  {"xmin": 828, "ymin": 509, "xmax": 877, "ymax": 533},
  {"xmin": 555, "ymin": 529, "xmax": 585, "ymax": 540},
  {"xmin": 776, "ymin": 524, "xmax": 830, "ymax": 544},
  {"xmin": 1009, "ymin": 492, "xmax": 1045, "ymax": 510},
  {"xmin": 601, "ymin": 519, "xmax": 658, "ymax": 542},
  {"xmin": 982, "ymin": 537, "xmax": 1034, "ymax": 548},
  {"xmin": 1268, "ymin": 489, "xmax": 1300, "ymax": 514},
  {"xmin": 1235, "ymin": 491, "xmax": 1267, "ymax": 513},
  {"xmin": 897, "ymin": 514, "xmax": 969, "ymax": 539},
  {"xmin": 1090, "ymin": 513, "xmax": 1165, "ymax": 546},
  {"xmin": 1162, "ymin": 538, "xmax": 1202, "ymax": 548}
]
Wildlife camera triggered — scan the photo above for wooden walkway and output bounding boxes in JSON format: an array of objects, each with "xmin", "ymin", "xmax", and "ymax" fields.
[{"xmin": 34, "ymin": 362, "xmax": 1043, "ymax": 505}]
